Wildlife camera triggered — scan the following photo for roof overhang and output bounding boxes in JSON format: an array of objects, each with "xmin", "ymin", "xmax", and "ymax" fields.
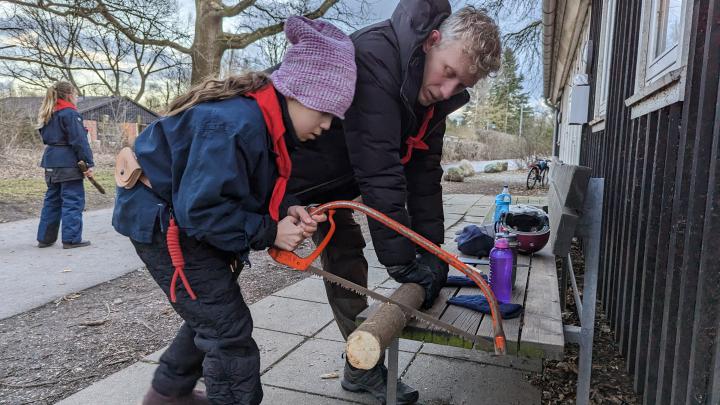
[{"xmin": 542, "ymin": 0, "xmax": 591, "ymax": 105}]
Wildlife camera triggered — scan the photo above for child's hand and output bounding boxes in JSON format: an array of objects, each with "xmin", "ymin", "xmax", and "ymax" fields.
[
  {"xmin": 274, "ymin": 216, "xmax": 305, "ymax": 251},
  {"xmin": 287, "ymin": 205, "xmax": 327, "ymax": 238}
]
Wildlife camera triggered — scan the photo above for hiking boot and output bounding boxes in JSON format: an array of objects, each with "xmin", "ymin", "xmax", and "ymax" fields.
[
  {"xmin": 341, "ymin": 361, "xmax": 419, "ymax": 404},
  {"xmin": 37, "ymin": 241, "xmax": 55, "ymax": 248},
  {"xmin": 62, "ymin": 240, "xmax": 91, "ymax": 249},
  {"xmin": 141, "ymin": 387, "xmax": 210, "ymax": 405}
]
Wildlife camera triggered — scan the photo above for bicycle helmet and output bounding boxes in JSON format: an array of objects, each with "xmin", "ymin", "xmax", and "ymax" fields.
[{"xmin": 499, "ymin": 205, "xmax": 550, "ymax": 254}]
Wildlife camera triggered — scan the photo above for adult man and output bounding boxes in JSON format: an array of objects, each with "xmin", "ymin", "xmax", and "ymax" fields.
[{"xmin": 287, "ymin": 0, "xmax": 501, "ymax": 402}]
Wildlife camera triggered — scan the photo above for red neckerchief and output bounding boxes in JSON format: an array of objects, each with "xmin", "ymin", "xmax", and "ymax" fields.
[
  {"xmin": 400, "ymin": 106, "xmax": 435, "ymax": 165},
  {"xmin": 54, "ymin": 99, "xmax": 77, "ymax": 112},
  {"xmin": 246, "ymin": 84, "xmax": 291, "ymax": 222}
]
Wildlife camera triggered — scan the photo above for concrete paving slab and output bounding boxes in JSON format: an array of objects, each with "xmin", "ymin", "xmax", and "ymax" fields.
[
  {"xmin": 57, "ymin": 360, "xmax": 156, "ymax": 405},
  {"xmin": 255, "ymin": 328, "xmax": 307, "ymax": 372},
  {"xmin": 261, "ymin": 385, "xmax": 359, "ymax": 404},
  {"xmin": 0, "ymin": 208, "xmax": 144, "ymax": 320},
  {"xmin": 262, "ymin": 338, "xmax": 415, "ymax": 404},
  {"xmin": 250, "ymin": 296, "xmax": 334, "ymax": 336},
  {"xmin": 402, "ymin": 354, "xmax": 541, "ymax": 405},
  {"xmin": 272, "ymin": 277, "xmax": 328, "ymax": 304},
  {"xmin": 419, "ymin": 342, "xmax": 542, "ymax": 373}
]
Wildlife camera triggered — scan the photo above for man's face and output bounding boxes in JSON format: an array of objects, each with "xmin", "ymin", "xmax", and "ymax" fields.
[{"xmin": 418, "ymin": 30, "xmax": 481, "ymax": 107}]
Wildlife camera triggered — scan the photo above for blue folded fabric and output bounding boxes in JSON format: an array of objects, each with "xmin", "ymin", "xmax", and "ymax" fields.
[
  {"xmin": 447, "ymin": 295, "xmax": 523, "ymax": 319},
  {"xmin": 445, "ymin": 274, "xmax": 487, "ymax": 287},
  {"xmin": 454, "ymin": 225, "xmax": 495, "ymax": 258}
]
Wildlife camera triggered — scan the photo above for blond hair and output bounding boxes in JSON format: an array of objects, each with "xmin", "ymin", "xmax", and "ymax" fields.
[
  {"xmin": 165, "ymin": 72, "xmax": 270, "ymax": 117},
  {"xmin": 36, "ymin": 81, "xmax": 76, "ymax": 128},
  {"xmin": 438, "ymin": 6, "xmax": 502, "ymax": 77}
]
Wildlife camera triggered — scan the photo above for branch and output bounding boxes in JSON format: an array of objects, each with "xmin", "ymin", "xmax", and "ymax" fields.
[
  {"xmin": 0, "ymin": 55, "xmax": 121, "ymax": 71},
  {"xmin": 3, "ymin": 0, "xmax": 192, "ymax": 54},
  {"xmin": 221, "ymin": 0, "xmax": 339, "ymax": 49},
  {"xmin": 223, "ymin": 0, "xmax": 256, "ymax": 17}
]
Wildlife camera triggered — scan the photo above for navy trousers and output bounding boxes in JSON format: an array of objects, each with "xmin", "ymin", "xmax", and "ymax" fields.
[
  {"xmin": 36, "ymin": 173, "xmax": 85, "ymax": 244},
  {"xmin": 131, "ymin": 228, "xmax": 262, "ymax": 405}
]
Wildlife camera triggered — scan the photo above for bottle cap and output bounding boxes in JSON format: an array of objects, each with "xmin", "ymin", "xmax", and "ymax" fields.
[{"xmin": 495, "ymin": 238, "xmax": 509, "ymax": 249}]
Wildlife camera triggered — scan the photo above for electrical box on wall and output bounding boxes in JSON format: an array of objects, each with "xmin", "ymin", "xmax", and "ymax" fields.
[{"xmin": 569, "ymin": 74, "xmax": 590, "ymax": 125}]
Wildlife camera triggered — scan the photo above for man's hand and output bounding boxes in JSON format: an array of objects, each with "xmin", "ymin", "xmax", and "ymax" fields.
[
  {"xmin": 83, "ymin": 167, "xmax": 94, "ymax": 178},
  {"xmin": 386, "ymin": 252, "xmax": 448, "ymax": 309},
  {"xmin": 287, "ymin": 205, "xmax": 327, "ymax": 238}
]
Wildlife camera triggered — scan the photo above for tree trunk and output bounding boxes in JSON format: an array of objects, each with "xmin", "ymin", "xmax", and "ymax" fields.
[{"xmin": 190, "ymin": 0, "xmax": 226, "ymax": 84}]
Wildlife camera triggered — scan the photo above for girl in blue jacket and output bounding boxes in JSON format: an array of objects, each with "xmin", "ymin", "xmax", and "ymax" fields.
[
  {"xmin": 36, "ymin": 81, "xmax": 94, "ymax": 249},
  {"xmin": 113, "ymin": 16, "xmax": 356, "ymax": 405}
]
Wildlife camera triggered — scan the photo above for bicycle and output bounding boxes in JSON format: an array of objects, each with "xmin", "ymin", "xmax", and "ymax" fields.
[{"xmin": 526, "ymin": 158, "xmax": 549, "ymax": 189}]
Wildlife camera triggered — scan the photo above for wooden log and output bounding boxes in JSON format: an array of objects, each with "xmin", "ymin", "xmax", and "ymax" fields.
[{"xmin": 346, "ymin": 283, "xmax": 424, "ymax": 370}]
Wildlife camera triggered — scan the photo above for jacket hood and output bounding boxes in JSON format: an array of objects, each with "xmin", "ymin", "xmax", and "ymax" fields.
[
  {"xmin": 390, "ymin": 0, "xmax": 468, "ymax": 117},
  {"xmin": 391, "ymin": 0, "xmax": 451, "ymax": 75}
]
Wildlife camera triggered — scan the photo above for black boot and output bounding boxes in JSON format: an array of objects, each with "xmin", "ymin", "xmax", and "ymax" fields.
[
  {"xmin": 141, "ymin": 386, "xmax": 210, "ymax": 405},
  {"xmin": 341, "ymin": 361, "xmax": 419, "ymax": 404},
  {"xmin": 63, "ymin": 240, "xmax": 91, "ymax": 249}
]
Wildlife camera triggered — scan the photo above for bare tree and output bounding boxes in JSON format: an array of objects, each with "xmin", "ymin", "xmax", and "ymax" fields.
[
  {"xmin": 0, "ymin": 4, "xmax": 185, "ymax": 100},
  {"xmin": 4, "ymin": 0, "xmax": 370, "ymax": 84}
]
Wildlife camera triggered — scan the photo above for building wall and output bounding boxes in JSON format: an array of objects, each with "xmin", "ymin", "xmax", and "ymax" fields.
[
  {"xmin": 557, "ymin": 21, "xmax": 590, "ymax": 165},
  {"xmin": 573, "ymin": 0, "xmax": 720, "ymax": 403}
]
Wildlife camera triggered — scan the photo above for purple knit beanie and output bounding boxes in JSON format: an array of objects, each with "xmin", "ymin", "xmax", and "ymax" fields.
[{"xmin": 271, "ymin": 16, "xmax": 356, "ymax": 119}]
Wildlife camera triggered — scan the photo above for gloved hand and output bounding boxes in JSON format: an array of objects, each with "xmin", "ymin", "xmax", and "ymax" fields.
[{"xmin": 386, "ymin": 252, "xmax": 449, "ymax": 309}]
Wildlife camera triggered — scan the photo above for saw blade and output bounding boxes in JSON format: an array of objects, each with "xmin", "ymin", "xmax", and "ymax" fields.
[{"xmin": 306, "ymin": 264, "xmax": 493, "ymax": 350}]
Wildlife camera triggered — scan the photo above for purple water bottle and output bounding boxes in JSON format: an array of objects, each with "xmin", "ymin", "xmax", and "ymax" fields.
[{"xmin": 489, "ymin": 238, "xmax": 513, "ymax": 304}]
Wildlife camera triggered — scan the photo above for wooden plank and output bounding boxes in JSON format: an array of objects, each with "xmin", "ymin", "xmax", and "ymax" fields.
[
  {"xmin": 643, "ymin": 104, "xmax": 681, "ymax": 404},
  {"xmin": 619, "ymin": 114, "xmax": 648, "ymax": 359},
  {"xmin": 548, "ymin": 163, "xmax": 592, "ymax": 211},
  {"xmin": 633, "ymin": 107, "xmax": 668, "ymax": 393},
  {"xmin": 517, "ymin": 243, "xmax": 564, "ymax": 360},
  {"xmin": 476, "ymin": 252, "xmax": 531, "ymax": 356}
]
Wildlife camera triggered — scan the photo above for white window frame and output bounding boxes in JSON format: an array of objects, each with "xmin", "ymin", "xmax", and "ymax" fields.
[
  {"xmin": 627, "ymin": 0, "xmax": 693, "ymax": 118},
  {"xmin": 592, "ymin": 0, "xmax": 618, "ymax": 131}
]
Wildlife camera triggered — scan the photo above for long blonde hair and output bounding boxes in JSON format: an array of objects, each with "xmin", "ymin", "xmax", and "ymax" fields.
[
  {"xmin": 37, "ymin": 81, "xmax": 76, "ymax": 128},
  {"xmin": 165, "ymin": 72, "xmax": 270, "ymax": 117}
]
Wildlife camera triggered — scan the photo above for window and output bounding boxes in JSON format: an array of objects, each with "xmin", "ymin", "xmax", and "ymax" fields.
[
  {"xmin": 627, "ymin": 0, "xmax": 692, "ymax": 118},
  {"xmin": 594, "ymin": 0, "xmax": 618, "ymax": 120},
  {"xmin": 645, "ymin": 0, "xmax": 684, "ymax": 82}
]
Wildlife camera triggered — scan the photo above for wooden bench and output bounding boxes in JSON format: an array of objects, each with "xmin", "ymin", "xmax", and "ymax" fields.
[{"xmin": 357, "ymin": 196, "xmax": 564, "ymax": 405}]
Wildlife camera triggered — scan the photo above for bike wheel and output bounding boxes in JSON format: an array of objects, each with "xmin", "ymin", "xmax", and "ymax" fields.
[{"xmin": 527, "ymin": 168, "xmax": 539, "ymax": 189}]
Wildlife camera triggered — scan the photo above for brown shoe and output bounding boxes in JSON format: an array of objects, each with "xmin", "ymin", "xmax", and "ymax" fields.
[{"xmin": 141, "ymin": 387, "xmax": 209, "ymax": 405}]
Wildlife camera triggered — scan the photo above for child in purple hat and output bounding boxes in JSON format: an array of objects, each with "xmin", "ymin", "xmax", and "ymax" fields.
[{"xmin": 113, "ymin": 16, "xmax": 356, "ymax": 405}]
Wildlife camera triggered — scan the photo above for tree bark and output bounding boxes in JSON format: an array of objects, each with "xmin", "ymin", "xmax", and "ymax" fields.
[
  {"xmin": 345, "ymin": 283, "xmax": 424, "ymax": 370},
  {"xmin": 190, "ymin": 0, "xmax": 226, "ymax": 83}
]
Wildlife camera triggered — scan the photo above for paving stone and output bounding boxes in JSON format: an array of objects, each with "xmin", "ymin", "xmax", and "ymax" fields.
[
  {"xmin": 261, "ymin": 385, "xmax": 358, "ymax": 404},
  {"xmin": 402, "ymin": 354, "xmax": 541, "ymax": 405},
  {"xmin": 57, "ymin": 361, "xmax": 156, "ymax": 405},
  {"xmin": 262, "ymin": 338, "xmax": 415, "ymax": 404},
  {"xmin": 255, "ymin": 328, "xmax": 307, "ymax": 372},
  {"xmin": 250, "ymin": 296, "xmax": 334, "ymax": 336},
  {"xmin": 419, "ymin": 342, "xmax": 542, "ymax": 372},
  {"xmin": 273, "ymin": 277, "xmax": 328, "ymax": 304}
]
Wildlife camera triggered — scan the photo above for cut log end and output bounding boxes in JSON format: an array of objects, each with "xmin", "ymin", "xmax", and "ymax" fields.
[{"xmin": 346, "ymin": 330, "xmax": 382, "ymax": 370}]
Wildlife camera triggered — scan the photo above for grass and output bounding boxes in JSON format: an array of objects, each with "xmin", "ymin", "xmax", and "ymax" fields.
[{"xmin": 0, "ymin": 167, "xmax": 116, "ymax": 223}]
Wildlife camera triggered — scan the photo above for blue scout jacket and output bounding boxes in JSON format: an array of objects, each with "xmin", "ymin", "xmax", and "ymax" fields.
[
  {"xmin": 112, "ymin": 95, "xmax": 288, "ymax": 255},
  {"xmin": 40, "ymin": 108, "xmax": 94, "ymax": 168}
]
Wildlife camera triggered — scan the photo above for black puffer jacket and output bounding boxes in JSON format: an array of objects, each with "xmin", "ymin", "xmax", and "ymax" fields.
[{"xmin": 287, "ymin": 0, "xmax": 469, "ymax": 266}]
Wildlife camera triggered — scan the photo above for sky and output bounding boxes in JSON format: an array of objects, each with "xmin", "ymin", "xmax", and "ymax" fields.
[{"xmin": 176, "ymin": 0, "xmax": 544, "ymax": 103}]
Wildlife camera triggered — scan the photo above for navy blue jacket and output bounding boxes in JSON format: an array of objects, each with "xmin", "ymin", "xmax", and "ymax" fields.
[
  {"xmin": 40, "ymin": 108, "xmax": 94, "ymax": 168},
  {"xmin": 113, "ymin": 95, "xmax": 290, "ymax": 255}
]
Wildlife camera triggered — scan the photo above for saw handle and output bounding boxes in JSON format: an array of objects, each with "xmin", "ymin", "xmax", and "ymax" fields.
[{"xmin": 268, "ymin": 209, "xmax": 337, "ymax": 270}]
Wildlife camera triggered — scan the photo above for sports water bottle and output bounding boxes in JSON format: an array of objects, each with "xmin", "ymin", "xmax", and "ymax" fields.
[
  {"xmin": 493, "ymin": 184, "xmax": 512, "ymax": 223},
  {"xmin": 489, "ymin": 238, "xmax": 513, "ymax": 304},
  {"xmin": 495, "ymin": 231, "xmax": 518, "ymax": 289}
]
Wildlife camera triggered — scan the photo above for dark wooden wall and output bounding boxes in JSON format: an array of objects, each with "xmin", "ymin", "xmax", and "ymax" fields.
[{"xmin": 578, "ymin": 0, "xmax": 720, "ymax": 403}]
